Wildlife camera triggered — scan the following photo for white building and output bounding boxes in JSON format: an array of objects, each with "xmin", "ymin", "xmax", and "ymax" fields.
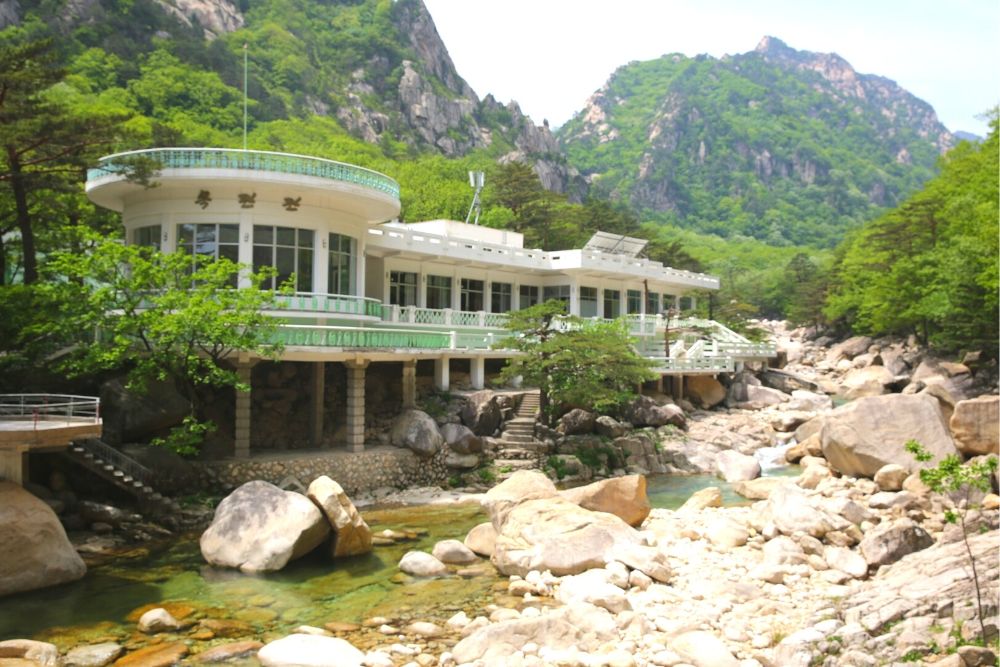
[{"xmin": 87, "ymin": 147, "xmax": 773, "ymax": 457}]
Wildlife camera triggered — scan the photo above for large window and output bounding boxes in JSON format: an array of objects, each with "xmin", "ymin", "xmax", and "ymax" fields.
[
  {"xmin": 543, "ymin": 285, "xmax": 570, "ymax": 306},
  {"xmin": 603, "ymin": 289, "xmax": 621, "ymax": 318},
  {"xmin": 178, "ymin": 223, "xmax": 239, "ymax": 263},
  {"xmin": 328, "ymin": 233, "xmax": 356, "ymax": 295},
  {"xmin": 627, "ymin": 289, "xmax": 642, "ymax": 314},
  {"xmin": 519, "ymin": 285, "xmax": 539, "ymax": 309},
  {"xmin": 663, "ymin": 294, "xmax": 676, "ymax": 312},
  {"xmin": 254, "ymin": 225, "xmax": 313, "ymax": 292},
  {"xmin": 491, "ymin": 282, "xmax": 512, "ymax": 313},
  {"xmin": 133, "ymin": 225, "xmax": 161, "ymax": 251},
  {"xmin": 390, "ymin": 271, "xmax": 417, "ymax": 306},
  {"xmin": 426, "ymin": 275, "xmax": 452, "ymax": 309},
  {"xmin": 580, "ymin": 286, "xmax": 598, "ymax": 318},
  {"xmin": 460, "ymin": 278, "xmax": 485, "ymax": 312},
  {"xmin": 646, "ymin": 291, "xmax": 660, "ymax": 315}
]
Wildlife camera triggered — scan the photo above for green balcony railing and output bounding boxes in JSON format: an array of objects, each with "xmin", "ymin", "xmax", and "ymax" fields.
[
  {"xmin": 275, "ymin": 293, "xmax": 383, "ymax": 318},
  {"xmin": 87, "ymin": 148, "xmax": 400, "ymax": 200},
  {"xmin": 275, "ymin": 325, "xmax": 451, "ymax": 349}
]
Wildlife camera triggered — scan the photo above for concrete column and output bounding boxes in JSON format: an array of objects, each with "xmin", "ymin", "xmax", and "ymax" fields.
[
  {"xmin": 234, "ymin": 359, "xmax": 256, "ymax": 459},
  {"xmin": 434, "ymin": 357, "xmax": 450, "ymax": 391},
  {"xmin": 311, "ymin": 361, "xmax": 325, "ymax": 448},
  {"xmin": 656, "ymin": 376, "xmax": 664, "ymax": 393},
  {"xmin": 470, "ymin": 357, "xmax": 485, "ymax": 390},
  {"xmin": 672, "ymin": 375, "xmax": 684, "ymax": 400},
  {"xmin": 0, "ymin": 447, "xmax": 27, "ymax": 485},
  {"xmin": 345, "ymin": 359, "xmax": 369, "ymax": 452},
  {"xmin": 402, "ymin": 359, "xmax": 417, "ymax": 409}
]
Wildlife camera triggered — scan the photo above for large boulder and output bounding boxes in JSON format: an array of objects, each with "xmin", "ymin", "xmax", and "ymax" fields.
[
  {"xmin": 0, "ymin": 640, "xmax": 61, "ymax": 666},
  {"xmin": 840, "ymin": 365, "xmax": 894, "ymax": 400},
  {"xmin": 389, "ymin": 409, "xmax": 444, "ymax": 459},
  {"xmin": 625, "ymin": 395, "xmax": 686, "ymax": 428},
  {"xmin": 99, "ymin": 376, "xmax": 188, "ymax": 445},
  {"xmin": 911, "ymin": 357, "xmax": 976, "ymax": 400},
  {"xmin": 950, "ymin": 395, "xmax": 1000, "ymax": 456},
  {"xmin": 464, "ymin": 522, "xmax": 497, "ymax": 557},
  {"xmin": 0, "ymin": 482, "xmax": 86, "ymax": 597},
  {"xmin": 306, "ymin": 476, "xmax": 372, "ymax": 558},
  {"xmin": 744, "ymin": 385, "xmax": 790, "ymax": 407},
  {"xmin": 825, "ymin": 335, "xmax": 873, "ymax": 364},
  {"xmin": 686, "ymin": 376, "xmax": 726, "ymax": 408},
  {"xmin": 559, "ymin": 475, "xmax": 651, "ymax": 527},
  {"xmin": 439, "ymin": 423, "xmax": 483, "ymax": 455},
  {"xmin": 257, "ymin": 634, "xmax": 364, "ymax": 667},
  {"xmin": 557, "ymin": 408, "xmax": 596, "ymax": 435},
  {"xmin": 452, "ymin": 604, "xmax": 617, "ymax": 665},
  {"xmin": 820, "ymin": 393, "xmax": 960, "ymax": 478},
  {"xmin": 398, "ymin": 551, "xmax": 447, "ymax": 577},
  {"xmin": 200, "ymin": 481, "xmax": 330, "ymax": 573},
  {"xmin": 460, "ymin": 390, "xmax": 502, "ymax": 436},
  {"xmin": 715, "ymin": 450, "xmax": 761, "ymax": 482},
  {"xmin": 491, "ymin": 497, "xmax": 642, "ymax": 576},
  {"xmin": 760, "ymin": 368, "xmax": 820, "ymax": 394},
  {"xmin": 733, "ymin": 477, "xmax": 785, "ymax": 500},
  {"xmin": 594, "ymin": 415, "xmax": 627, "ymax": 439},
  {"xmin": 754, "ymin": 483, "xmax": 851, "ymax": 539},
  {"xmin": 858, "ymin": 518, "xmax": 934, "ymax": 567},
  {"xmin": 481, "ymin": 470, "xmax": 557, "ymax": 530}
]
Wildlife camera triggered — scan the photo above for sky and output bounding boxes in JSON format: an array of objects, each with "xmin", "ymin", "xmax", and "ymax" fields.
[{"xmin": 423, "ymin": 0, "xmax": 1000, "ymax": 136}]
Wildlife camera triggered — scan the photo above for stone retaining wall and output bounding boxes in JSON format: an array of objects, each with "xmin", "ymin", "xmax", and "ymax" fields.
[{"xmin": 198, "ymin": 445, "xmax": 450, "ymax": 496}]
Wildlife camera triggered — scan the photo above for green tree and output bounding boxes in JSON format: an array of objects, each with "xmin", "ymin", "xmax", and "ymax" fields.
[
  {"xmin": 906, "ymin": 440, "xmax": 998, "ymax": 643},
  {"xmin": 39, "ymin": 235, "xmax": 286, "ymax": 453},
  {"xmin": 0, "ymin": 31, "xmax": 129, "ymax": 284},
  {"xmin": 826, "ymin": 115, "xmax": 999, "ymax": 351},
  {"xmin": 497, "ymin": 300, "xmax": 655, "ymax": 424}
]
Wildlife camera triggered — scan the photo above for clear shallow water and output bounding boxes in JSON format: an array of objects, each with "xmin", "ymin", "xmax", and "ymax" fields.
[{"xmin": 0, "ymin": 471, "xmax": 796, "ymax": 649}]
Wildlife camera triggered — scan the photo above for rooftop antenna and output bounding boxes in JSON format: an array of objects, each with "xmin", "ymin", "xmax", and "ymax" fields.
[
  {"xmin": 465, "ymin": 171, "xmax": 484, "ymax": 225},
  {"xmin": 242, "ymin": 42, "xmax": 248, "ymax": 150}
]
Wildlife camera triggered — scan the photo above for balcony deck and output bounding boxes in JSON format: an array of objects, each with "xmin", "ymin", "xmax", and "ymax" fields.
[
  {"xmin": 86, "ymin": 148, "xmax": 400, "ymax": 220},
  {"xmin": 270, "ymin": 298, "xmax": 776, "ymax": 371}
]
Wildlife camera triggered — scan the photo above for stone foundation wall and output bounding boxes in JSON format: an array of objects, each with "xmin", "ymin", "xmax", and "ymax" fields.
[{"xmin": 198, "ymin": 445, "xmax": 450, "ymax": 496}]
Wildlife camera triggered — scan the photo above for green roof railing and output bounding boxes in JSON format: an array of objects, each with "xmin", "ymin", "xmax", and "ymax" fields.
[{"xmin": 87, "ymin": 148, "xmax": 400, "ymax": 200}]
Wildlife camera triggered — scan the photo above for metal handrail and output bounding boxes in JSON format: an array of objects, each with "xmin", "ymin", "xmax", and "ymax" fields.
[
  {"xmin": 76, "ymin": 438, "xmax": 152, "ymax": 485},
  {"xmin": 0, "ymin": 394, "xmax": 101, "ymax": 424},
  {"xmin": 87, "ymin": 147, "xmax": 401, "ymax": 199}
]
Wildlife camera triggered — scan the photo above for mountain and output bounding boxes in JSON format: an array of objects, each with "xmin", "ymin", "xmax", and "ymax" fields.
[
  {"xmin": 953, "ymin": 130, "xmax": 983, "ymax": 143},
  {"xmin": 4, "ymin": 0, "xmax": 578, "ymax": 193},
  {"xmin": 557, "ymin": 36, "xmax": 955, "ymax": 247}
]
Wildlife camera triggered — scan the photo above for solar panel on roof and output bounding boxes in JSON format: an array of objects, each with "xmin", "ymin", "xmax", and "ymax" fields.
[{"xmin": 583, "ymin": 231, "xmax": 649, "ymax": 257}]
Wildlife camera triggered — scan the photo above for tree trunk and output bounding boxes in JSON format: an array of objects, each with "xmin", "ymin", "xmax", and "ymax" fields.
[{"xmin": 7, "ymin": 149, "xmax": 37, "ymax": 284}]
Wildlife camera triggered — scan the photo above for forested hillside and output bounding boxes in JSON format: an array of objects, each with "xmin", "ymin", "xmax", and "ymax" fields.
[{"xmin": 558, "ymin": 37, "xmax": 955, "ymax": 247}]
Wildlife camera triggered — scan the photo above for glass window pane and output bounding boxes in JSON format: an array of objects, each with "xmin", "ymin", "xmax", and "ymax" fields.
[
  {"xmin": 254, "ymin": 225, "xmax": 272, "ymax": 245},
  {"xmin": 276, "ymin": 247, "xmax": 295, "ymax": 287},
  {"xmin": 276, "ymin": 226, "xmax": 295, "ymax": 246},
  {"xmin": 298, "ymin": 229, "xmax": 314, "ymax": 247},
  {"xmin": 219, "ymin": 224, "xmax": 239, "ymax": 244},
  {"xmin": 298, "ymin": 247, "xmax": 313, "ymax": 292},
  {"xmin": 178, "ymin": 224, "xmax": 194, "ymax": 246}
]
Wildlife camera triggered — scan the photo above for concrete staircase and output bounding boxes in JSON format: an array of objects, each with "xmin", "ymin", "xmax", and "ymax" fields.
[
  {"xmin": 493, "ymin": 392, "xmax": 547, "ymax": 474},
  {"xmin": 64, "ymin": 438, "xmax": 180, "ymax": 516}
]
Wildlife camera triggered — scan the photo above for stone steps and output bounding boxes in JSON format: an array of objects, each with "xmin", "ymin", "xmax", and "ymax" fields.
[
  {"xmin": 66, "ymin": 442, "xmax": 180, "ymax": 516},
  {"xmin": 492, "ymin": 458, "xmax": 538, "ymax": 471}
]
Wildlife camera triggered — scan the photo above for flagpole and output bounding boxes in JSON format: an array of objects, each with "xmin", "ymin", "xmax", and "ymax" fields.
[{"xmin": 243, "ymin": 42, "xmax": 248, "ymax": 151}]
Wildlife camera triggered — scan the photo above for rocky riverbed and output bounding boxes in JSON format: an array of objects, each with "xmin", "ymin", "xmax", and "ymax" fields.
[{"xmin": 1, "ymin": 322, "xmax": 998, "ymax": 666}]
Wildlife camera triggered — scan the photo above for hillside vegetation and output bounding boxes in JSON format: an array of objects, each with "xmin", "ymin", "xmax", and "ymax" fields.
[{"xmin": 558, "ymin": 37, "xmax": 954, "ymax": 248}]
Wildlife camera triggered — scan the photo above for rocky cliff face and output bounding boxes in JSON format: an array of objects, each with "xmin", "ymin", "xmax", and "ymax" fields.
[
  {"xmin": 753, "ymin": 36, "xmax": 953, "ymax": 153},
  {"xmin": 153, "ymin": 0, "xmax": 244, "ymax": 38},
  {"xmin": 0, "ymin": 0, "xmax": 20, "ymax": 28}
]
